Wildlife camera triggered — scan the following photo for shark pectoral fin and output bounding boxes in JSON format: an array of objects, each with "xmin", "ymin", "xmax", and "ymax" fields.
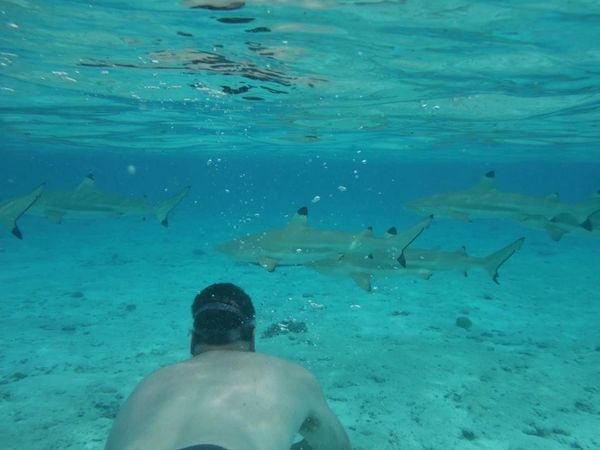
[
  {"xmin": 417, "ymin": 269, "xmax": 432, "ymax": 280},
  {"xmin": 258, "ymin": 257, "xmax": 278, "ymax": 272},
  {"xmin": 545, "ymin": 225, "xmax": 567, "ymax": 241},
  {"xmin": 450, "ymin": 212, "xmax": 470, "ymax": 222},
  {"xmin": 155, "ymin": 186, "xmax": 190, "ymax": 227},
  {"xmin": 46, "ymin": 210, "xmax": 64, "ymax": 224},
  {"xmin": 350, "ymin": 273, "xmax": 372, "ymax": 292}
]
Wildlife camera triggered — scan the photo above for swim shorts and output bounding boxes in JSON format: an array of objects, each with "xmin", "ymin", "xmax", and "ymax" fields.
[{"xmin": 177, "ymin": 445, "xmax": 229, "ymax": 450}]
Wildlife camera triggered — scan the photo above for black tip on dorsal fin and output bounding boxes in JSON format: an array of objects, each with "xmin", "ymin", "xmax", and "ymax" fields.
[
  {"xmin": 387, "ymin": 226, "xmax": 397, "ymax": 235},
  {"xmin": 12, "ymin": 226, "xmax": 23, "ymax": 240},
  {"xmin": 367, "ymin": 225, "xmax": 373, "ymax": 231},
  {"xmin": 161, "ymin": 218, "xmax": 169, "ymax": 227},
  {"xmin": 367, "ymin": 253, "xmax": 374, "ymax": 259},
  {"xmin": 86, "ymin": 173, "xmax": 95, "ymax": 181},
  {"xmin": 581, "ymin": 218, "xmax": 593, "ymax": 231},
  {"xmin": 397, "ymin": 253, "xmax": 406, "ymax": 268},
  {"xmin": 485, "ymin": 170, "xmax": 495, "ymax": 178},
  {"xmin": 297, "ymin": 206, "xmax": 308, "ymax": 216}
]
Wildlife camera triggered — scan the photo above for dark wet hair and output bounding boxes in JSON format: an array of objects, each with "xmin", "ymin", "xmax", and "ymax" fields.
[{"xmin": 190, "ymin": 283, "xmax": 255, "ymax": 352}]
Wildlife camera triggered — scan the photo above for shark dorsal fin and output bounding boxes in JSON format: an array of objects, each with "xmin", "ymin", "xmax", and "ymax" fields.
[
  {"xmin": 471, "ymin": 171, "xmax": 496, "ymax": 191},
  {"xmin": 546, "ymin": 192, "xmax": 559, "ymax": 201},
  {"xmin": 384, "ymin": 227, "xmax": 397, "ymax": 238},
  {"xmin": 360, "ymin": 228, "xmax": 374, "ymax": 237},
  {"xmin": 456, "ymin": 245, "xmax": 467, "ymax": 255},
  {"xmin": 76, "ymin": 174, "xmax": 95, "ymax": 191},
  {"xmin": 583, "ymin": 190, "xmax": 600, "ymax": 201},
  {"xmin": 286, "ymin": 207, "xmax": 308, "ymax": 229}
]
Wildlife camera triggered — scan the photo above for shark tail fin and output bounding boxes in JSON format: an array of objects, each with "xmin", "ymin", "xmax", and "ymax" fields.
[
  {"xmin": 0, "ymin": 183, "xmax": 45, "ymax": 240},
  {"xmin": 581, "ymin": 218, "xmax": 593, "ymax": 231},
  {"xmin": 481, "ymin": 237, "xmax": 525, "ymax": 284},
  {"xmin": 581, "ymin": 209, "xmax": 600, "ymax": 231},
  {"xmin": 155, "ymin": 186, "xmax": 190, "ymax": 227}
]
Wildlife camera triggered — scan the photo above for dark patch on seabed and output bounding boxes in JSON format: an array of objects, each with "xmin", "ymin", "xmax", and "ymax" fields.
[{"xmin": 216, "ymin": 17, "xmax": 255, "ymax": 24}]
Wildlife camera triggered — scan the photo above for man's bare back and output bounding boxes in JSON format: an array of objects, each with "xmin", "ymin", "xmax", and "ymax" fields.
[
  {"xmin": 106, "ymin": 350, "xmax": 350, "ymax": 450},
  {"xmin": 106, "ymin": 284, "xmax": 351, "ymax": 450}
]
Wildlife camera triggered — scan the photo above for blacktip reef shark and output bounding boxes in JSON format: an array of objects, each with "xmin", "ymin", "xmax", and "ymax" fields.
[
  {"xmin": 0, "ymin": 184, "xmax": 45, "ymax": 239},
  {"xmin": 27, "ymin": 174, "xmax": 190, "ymax": 227},
  {"xmin": 307, "ymin": 237, "xmax": 525, "ymax": 291},
  {"xmin": 406, "ymin": 171, "xmax": 596, "ymax": 229},
  {"xmin": 516, "ymin": 209, "xmax": 600, "ymax": 241},
  {"xmin": 216, "ymin": 206, "xmax": 433, "ymax": 271}
]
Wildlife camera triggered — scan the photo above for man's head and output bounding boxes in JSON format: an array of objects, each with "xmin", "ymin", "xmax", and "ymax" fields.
[{"xmin": 190, "ymin": 283, "xmax": 256, "ymax": 355}]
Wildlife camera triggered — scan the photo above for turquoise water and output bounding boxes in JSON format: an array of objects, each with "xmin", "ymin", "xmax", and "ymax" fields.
[{"xmin": 1, "ymin": 1, "xmax": 600, "ymax": 449}]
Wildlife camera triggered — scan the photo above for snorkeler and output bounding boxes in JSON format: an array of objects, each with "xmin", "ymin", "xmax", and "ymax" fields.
[{"xmin": 105, "ymin": 283, "xmax": 352, "ymax": 450}]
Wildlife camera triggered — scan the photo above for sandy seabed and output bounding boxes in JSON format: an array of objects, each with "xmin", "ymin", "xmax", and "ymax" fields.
[{"xmin": 1, "ymin": 211, "xmax": 599, "ymax": 450}]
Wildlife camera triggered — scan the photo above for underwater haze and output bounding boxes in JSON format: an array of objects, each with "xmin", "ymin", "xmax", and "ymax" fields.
[{"xmin": 1, "ymin": 1, "xmax": 599, "ymax": 450}]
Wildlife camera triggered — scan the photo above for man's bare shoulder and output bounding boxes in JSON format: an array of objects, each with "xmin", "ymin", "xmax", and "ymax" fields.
[{"xmin": 146, "ymin": 351, "xmax": 317, "ymax": 383}]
